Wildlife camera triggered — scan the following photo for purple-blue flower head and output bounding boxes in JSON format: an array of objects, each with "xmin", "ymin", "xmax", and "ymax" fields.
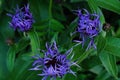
[
  {"xmin": 7, "ymin": 4, "xmax": 34, "ymax": 32},
  {"xmin": 74, "ymin": 9, "xmax": 100, "ymax": 50},
  {"xmin": 30, "ymin": 41, "xmax": 77, "ymax": 80}
]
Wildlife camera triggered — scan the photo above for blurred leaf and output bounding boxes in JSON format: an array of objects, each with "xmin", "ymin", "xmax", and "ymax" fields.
[
  {"xmin": 20, "ymin": 52, "xmax": 33, "ymax": 61},
  {"xmin": 71, "ymin": 44, "xmax": 84, "ymax": 61},
  {"xmin": 97, "ymin": 35, "xmax": 106, "ymax": 54},
  {"xmin": 81, "ymin": 56, "xmax": 101, "ymax": 69},
  {"xmin": 10, "ymin": 59, "xmax": 32, "ymax": 80},
  {"xmin": 90, "ymin": 65, "xmax": 103, "ymax": 74},
  {"xmin": 16, "ymin": 37, "xmax": 30, "ymax": 53},
  {"xmin": 51, "ymin": 32, "xmax": 58, "ymax": 42},
  {"xmin": 33, "ymin": 19, "xmax": 49, "ymax": 29},
  {"xmin": 6, "ymin": 53, "xmax": 41, "ymax": 80},
  {"xmin": 96, "ymin": 0, "xmax": 120, "ymax": 14},
  {"xmin": 33, "ymin": 20, "xmax": 49, "ymax": 37},
  {"xmin": 95, "ymin": 70, "xmax": 110, "ymax": 80},
  {"xmin": 53, "ymin": 9, "xmax": 66, "ymax": 22},
  {"xmin": 69, "ymin": 17, "xmax": 78, "ymax": 32},
  {"xmin": 58, "ymin": 30, "xmax": 71, "ymax": 48},
  {"xmin": 77, "ymin": 49, "xmax": 93, "ymax": 64},
  {"xmin": 0, "ymin": 14, "xmax": 14, "ymax": 40},
  {"xmin": 63, "ymin": 74, "xmax": 76, "ymax": 80},
  {"xmin": 29, "ymin": 0, "xmax": 49, "ymax": 22},
  {"xmin": 0, "ymin": 0, "xmax": 3, "ymax": 14},
  {"xmin": 14, "ymin": 62, "xmax": 32, "ymax": 80},
  {"xmin": 6, "ymin": 45, "xmax": 16, "ymax": 72},
  {"xmin": 28, "ymin": 31, "xmax": 40, "ymax": 55},
  {"xmin": 0, "ymin": 68, "xmax": 2, "ymax": 79},
  {"xmin": 49, "ymin": 19, "xmax": 64, "ymax": 31},
  {"xmin": 105, "ymin": 37, "xmax": 120, "ymax": 57},
  {"xmin": 0, "ymin": 38, "xmax": 9, "ymax": 80},
  {"xmin": 4, "ymin": 0, "xmax": 22, "ymax": 12},
  {"xmin": 70, "ymin": 0, "xmax": 86, "ymax": 3},
  {"xmin": 99, "ymin": 51, "xmax": 118, "ymax": 79}
]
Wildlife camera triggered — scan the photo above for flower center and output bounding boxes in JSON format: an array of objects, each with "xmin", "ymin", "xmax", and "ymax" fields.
[{"xmin": 45, "ymin": 56, "xmax": 62, "ymax": 68}]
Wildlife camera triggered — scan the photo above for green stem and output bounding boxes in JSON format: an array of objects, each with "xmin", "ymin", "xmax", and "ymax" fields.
[
  {"xmin": 48, "ymin": 0, "xmax": 53, "ymax": 39},
  {"xmin": 49, "ymin": 0, "xmax": 53, "ymax": 18}
]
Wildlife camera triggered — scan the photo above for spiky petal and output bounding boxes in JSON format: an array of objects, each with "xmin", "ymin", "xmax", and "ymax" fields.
[
  {"xmin": 74, "ymin": 9, "xmax": 100, "ymax": 50},
  {"xmin": 7, "ymin": 4, "xmax": 34, "ymax": 32},
  {"xmin": 30, "ymin": 41, "xmax": 76, "ymax": 80}
]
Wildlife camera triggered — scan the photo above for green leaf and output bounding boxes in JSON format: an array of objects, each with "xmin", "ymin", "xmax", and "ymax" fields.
[
  {"xmin": 0, "ymin": 35, "xmax": 9, "ymax": 79},
  {"xmin": 99, "ymin": 51, "xmax": 118, "ymax": 79},
  {"xmin": 14, "ymin": 62, "xmax": 31, "ymax": 80},
  {"xmin": 90, "ymin": 65, "xmax": 103, "ymax": 75},
  {"xmin": 97, "ymin": 35, "xmax": 106, "ymax": 54},
  {"xmin": 77, "ymin": 49, "xmax": 94, "ymax": 64},
  {"xmin": 96, "ymin": 0, "xmax": 120, "ymax": 14},
  {"xmin": 49, "ymin": 19, "xmax": 64, "ymax": 31},
  {"xmin": 6, "ymin": 54, "xmax": 40, "ymax": 80},
  {"xmin": 29, "ymin": 0, "xmax": 49, "ymax": 22},
  {"xmin": 70, "ymin": 0, "xmax": 86, "ymax": 3},
  {"xmin": 81, "ymin": 56, "xmax": 101, "ymax": 69},
  {"xmin": 0, "ymin": 0, "xmax": 4, "ymax": 14},
  {"xmin": 95, "ymin": 70, "xmax": 110, "ymax": 80},
  {"xmin": 63, "ymin": 74, "xmax": 76, "ymax": 80},
  {"xmin": 0, "ymin": 14, "xmax": 14, "ymax": 40},
  {"xmin": 105, "ymin": 37, "xmax": 120, "ymax": 57},
  {"xmin": 12, "ymin": 59, "xmax": 33, "ymax": 80},
  {"xmin": 16, "ymin": 37, "xmax": 30, "ymax": 53},
  {"xmin": 88, "ymin": 0, "xmax": 105, "ymax": 28},
  {"xmin": 69, "ymin": 17, "xmax": 78, "ymax": 32},
  {"xmin": 28, "ymin": 31, "xmax": 40, "ymax": 55},
  {"xmin": 6, "ymin": 45, "xmax": 16, "ymax": 72}
]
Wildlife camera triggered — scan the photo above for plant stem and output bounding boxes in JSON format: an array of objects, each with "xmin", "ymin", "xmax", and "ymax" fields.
[{"xmin": 49, "ymin": 0, "xmax": 53, "ymax": 18}]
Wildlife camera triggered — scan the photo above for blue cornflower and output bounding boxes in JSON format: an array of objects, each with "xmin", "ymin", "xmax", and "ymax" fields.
[
  {"xmin": 74, "ymin": 9, "xmax": 100, "ymax": 50},
  {"xmin": 30, "ymin": 41, "xmax": 78, "ymax": 80},
  {"xmin": 7, "ymin": 4, "xmax": 34, "ymax": 32}
]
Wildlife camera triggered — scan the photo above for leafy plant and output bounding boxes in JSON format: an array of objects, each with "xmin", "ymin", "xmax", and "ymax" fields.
[{"xmin": 0, "ymin": 0, "xmax": 120, "ymax": 80}]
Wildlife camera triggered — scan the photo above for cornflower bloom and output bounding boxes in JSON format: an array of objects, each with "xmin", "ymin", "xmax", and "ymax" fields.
[
  {"xmin": 30, "ymin": 41, "xmax": 78, "ymax": 80},
  {"xmin": 74, "ymin": 9, "xmax": 100, "ymax": 50},
  {"xmin": 7, "ymin": 4, "xmax": 34, "ymax": 32}
]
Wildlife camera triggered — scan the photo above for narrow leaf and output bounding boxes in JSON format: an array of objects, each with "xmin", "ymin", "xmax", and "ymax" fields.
[
  {"xmin": 16, "ymin": 37, "xmax": 30, "ymax": 53},
  {"xmin": 49, "ymin": 19, "xmax": 64, "ymax": 31},
  {"xmin": 14, "ymin": 60, "xmax": 33, "ymax": 80},
  {"xmin": 96, "ymin": 0, "xmax": 120, "ymax": 14},
  {"xmin": 28, "ymin": 31, "xmax": 40, "ymax": 55},
  {"xmin": 77, "ymin": 49, "xmax": 93, "ymax": 64},
  {"xmin": 29, "ymin": 0, "xmax": 49, "ymax": 21},
  {"xmin": 70, "ymin": 0, "xmax": 86, "ymax": 3},
  {"xmin": 97, "ymin": 35, "xmax": 106, "ymax": 54},
  {"xmin": 6, "ymin": 45, "xmax": 16, "ymax": 72},
  {"xmin": 105, "ymin": 37, "xmax": 120, "ymax": 57},
  {"xmin": 99, "ymin": 51, "xmax": 118, "ymax": 79}
]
